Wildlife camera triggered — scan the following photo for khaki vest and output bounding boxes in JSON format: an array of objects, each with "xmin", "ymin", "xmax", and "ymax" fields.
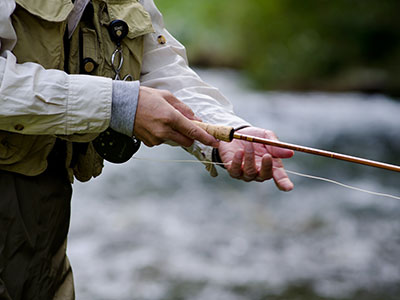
[{"xmin": 0, "ymin": 0, "xmax": 153, "ymax": 182}]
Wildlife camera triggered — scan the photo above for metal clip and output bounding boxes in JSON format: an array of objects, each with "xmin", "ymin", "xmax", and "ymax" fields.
[
  {"xmin": 111, "ymin": 47, "xmax": 124, "ymax": 80},
  {"xmin": 94, "ymin": 19, "xmax": 140, "ymax": 163},
  {"xmin": 109, "ymin": 20, "xmax": 133, "ymax": 81}
]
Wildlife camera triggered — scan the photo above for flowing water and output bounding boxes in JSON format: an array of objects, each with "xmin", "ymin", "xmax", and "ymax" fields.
[{"xmin": 69, "ymin": 69, "xmax": 400, "ymax": 300}]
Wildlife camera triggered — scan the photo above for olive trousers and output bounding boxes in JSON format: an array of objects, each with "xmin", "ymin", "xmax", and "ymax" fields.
[{"xmin": 0, "ymin": 143, "xmax": 74, "ymax": 300}]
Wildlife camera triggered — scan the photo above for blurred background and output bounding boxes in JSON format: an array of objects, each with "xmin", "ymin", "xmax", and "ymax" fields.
[
  {"xmin": 156, "ymin": 0, "xmax": 400, "ymax": 96},
  {"xmin": 69, "ymin": 1, "xmax": 400, "ymax": 300}
]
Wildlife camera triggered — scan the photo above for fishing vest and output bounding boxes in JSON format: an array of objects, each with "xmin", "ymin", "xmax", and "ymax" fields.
[{"xmin": 0, "ymin": 0, "xmax": 153, "ymax": 182}]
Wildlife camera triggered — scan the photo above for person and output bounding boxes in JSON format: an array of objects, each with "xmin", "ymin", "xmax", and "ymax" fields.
[{"xmin": 0, "ymin": 0, "xmax": 294, "ymax": 299}]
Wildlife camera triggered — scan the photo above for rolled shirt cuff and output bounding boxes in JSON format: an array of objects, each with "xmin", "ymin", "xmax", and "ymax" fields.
[{"xmin": 110, "ymin": 80, "xmax": 140, "ymax": 136}]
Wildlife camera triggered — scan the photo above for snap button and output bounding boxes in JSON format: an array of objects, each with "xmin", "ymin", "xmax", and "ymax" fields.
[
  {"xmin": 14, "ymin": 124, "xmax": 24, "ymax": 131},
  {"xmin": 157, "ymin": 35, "xmax": 166, "ymax": 45},
  {"xmin": 82, "ymin": 58, "xmax": 97, "ymax": 74}
]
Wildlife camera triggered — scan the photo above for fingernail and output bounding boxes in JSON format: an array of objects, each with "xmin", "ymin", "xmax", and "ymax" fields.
[{"xmin": 283, "ymin": 182, "xmax": 294, "ymax": 192}]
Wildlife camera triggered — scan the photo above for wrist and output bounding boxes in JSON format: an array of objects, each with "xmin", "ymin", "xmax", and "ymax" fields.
[{"xmin": 110, "ymin": 80, "xmax": 140, "ymax": 136}]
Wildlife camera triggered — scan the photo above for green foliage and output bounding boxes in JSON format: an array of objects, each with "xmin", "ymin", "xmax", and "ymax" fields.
[{"xmin": 155, "ymin": 0, "xmax": 400, "ymax": 95}]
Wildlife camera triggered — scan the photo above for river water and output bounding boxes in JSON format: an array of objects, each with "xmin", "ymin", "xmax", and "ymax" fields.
[{"xmin": 69, "ymin": 69, "xmax": 400, "ymax": 300}]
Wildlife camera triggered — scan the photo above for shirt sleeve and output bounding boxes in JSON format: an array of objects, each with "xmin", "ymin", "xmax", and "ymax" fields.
[
  {"xmin": 110, "ymin": 80, "xmax": 139, "ymax": 137},
  {"xmin": 0, "ymin": 0, "xmax": 112, "ymax": 137},
  {"xmin": 0, "ymin": 51, "xmax": 112, "ymax": 136},
  {"xmin": 139, "ymin": 0, "xmax": 250, "ymax": 174},
  {"xmin": 0, "ymin": 0, "xmax": 17, "ymax": 52}
]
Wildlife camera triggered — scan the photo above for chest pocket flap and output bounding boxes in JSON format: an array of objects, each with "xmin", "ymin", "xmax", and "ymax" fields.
[
  {"xmin": 15, "ymin": 0, "xmax": 74, "ymax": 22},
  {"xmin": 106, "ymin": 0, "xmax": 154, "ymax": 38}
]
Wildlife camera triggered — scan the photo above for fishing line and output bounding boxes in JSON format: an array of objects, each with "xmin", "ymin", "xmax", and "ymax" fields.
[
  {"xmin": 133, "ymin": 157, "xmax": 400, "ymax": 201},
  {"xmin": 284, "ymin": 170, "xmax": 400, "ymax": 200}
]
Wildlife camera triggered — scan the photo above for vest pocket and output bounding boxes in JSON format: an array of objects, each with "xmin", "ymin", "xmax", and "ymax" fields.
[
  {"xmin": 12, "ymin": 1, "xmax": 71, "ymax": 69},
  {"xmin": 105, "ymin": 0, "xmax": 154, "ymax": 39},
  {"xmin": 15, "ymin": 0, "xmax": 73, "ymax": 22},
  {"xmin": 100, "ymin": 0, "xmax": 154, "ymax": 80},
  {"xmin": 81, "ymin": 28, "xmax": 101, "ymax": 74},
  {"xmin": 0, "ymin": 132, "xmax": 35, "ymax": 164}
]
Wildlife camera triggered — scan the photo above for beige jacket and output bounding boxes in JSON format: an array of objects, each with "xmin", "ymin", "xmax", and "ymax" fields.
[{"xmin": 0, "ymin": 0, "xmax": 248, "ymax": 179}]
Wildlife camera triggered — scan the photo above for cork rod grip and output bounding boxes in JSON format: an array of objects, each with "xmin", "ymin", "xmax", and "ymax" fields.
[{"xmin": 192, "ymin": 121, "xmax": 234, "ymax": 142}]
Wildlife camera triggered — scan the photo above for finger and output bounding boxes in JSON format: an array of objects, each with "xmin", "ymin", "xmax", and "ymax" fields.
[
  {"xmin": 173, "ymin": 113, "xmax": 219, "ymax": 148},
  {"xmin": 265, "ymin": 131, "xmax": 294, "ymax": 158},
  {"xmin": 272, "ymin": 158, "xmax": 294, "ymax": 191},
  {"xmin": 163, "ymin": 91, "xmax": 199, "ymax": 120},
  {"xmin": 193, "ymin": 115, "xmax": 202, "ymax": 122},
  {"xmin": 165, "ymin": 131, "xmax": 195, "ymax": 147},
  {"xmin": 138, "ymin": 130, "xmax": 163, "ymax": 147},
  {"xmin": 228, "ymin": 150, "xmax": 244, "ymax": 179},
  {"xmin": 141, "ymin": 125, "xmax": 194, "ymax": 148},
  {"xmin": 242, "ymin": 142, "xmax": 258, "ymax": 182},
  {"xmin": 256, "ymin": 154, "xmax": 273, "ymax": 182}
]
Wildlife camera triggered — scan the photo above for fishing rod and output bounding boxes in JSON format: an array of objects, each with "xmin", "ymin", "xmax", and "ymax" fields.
[{"xmin": 193, "ymin": 121, "xmax": 400, "ymax": 173}]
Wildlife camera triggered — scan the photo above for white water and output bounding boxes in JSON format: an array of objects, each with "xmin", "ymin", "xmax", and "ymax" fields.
[{"xmin": 69, "ymin": 69, "xmax": 400, "ymax": 300}]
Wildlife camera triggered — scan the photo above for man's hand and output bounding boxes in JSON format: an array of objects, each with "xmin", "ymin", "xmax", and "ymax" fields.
[
  {"xmin": 218, "ymin": 127, "xmax": 294, "ymax": 191},
  {"xmin": 134, "ymin": 86, "xmax": 219, "ymax": 148}
]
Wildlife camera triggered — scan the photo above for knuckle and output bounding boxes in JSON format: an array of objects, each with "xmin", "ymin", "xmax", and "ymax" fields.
[
  {"xmin": 247, "ymin": 170, "xmax": 258, "ymax": 177},
  {"xmin": 143, "ymin": 140, "xmax": 154, "ymax": 147},
  {"xmin": 243, "ymin": 165, "xmax": 257, "ymax": 179},
  {"xmin": 183, "ymin": 140, "xmax": 194, "ymax": 147},
  {"xmin": 265, "ymin": 129, "xmax": 274, "ymax": 134},
  {"xmin": 230, "ymin": 173, "xmax": 241, "ymax": 179},
  {"xmin": 265, "ymin": 130, "xmax": 277, "ymax": 139},
  {"xmin": 161, "ymin": 89, "xmax": 173, "ymax": 98},
  {"xmin": 153, "ymin": 130, "xmax": 166, "ymax": 140},
  {"xmin": 228, "ymin": 167, "xmax": 242, "ymax": 179},
  {"xmin": 245, "ymin": 172, "xmax": 257, "ymax": 180},
  {"xmin": 159, "ymin": 117, "xmax": 170, "ymax": 126},
  {"xmin": 244, "ymin": 164, "xmax": 257, "ymax": 175},
  {"xmin": 243, "ymin": 170, "xmax": 257, "ymax": 180},
  {"xmin": 169, "ymin": 111, "xmax": 179, "ymax": 123},
  {"xmin": 256, "ymin": 176, "xmax": 268, "ymax": 182},
  {"xmin": 160, "ymin": 111, "xmax": 175, "ymax": 125},
  {"xmin": 186, "ymin": 127, "xmax": 199, "ymax": 139},
  {"xmin": 151, "ymin": 137, "xmax": 163, "ymax": 146}
]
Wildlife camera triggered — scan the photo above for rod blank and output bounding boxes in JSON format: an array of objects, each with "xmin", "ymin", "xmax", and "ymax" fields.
[
  {"xmin": 192, "ymin": 121, "xmax": 400, "ymax": 173},
  {"xmin": 233, "ymin": 132, "xmax": 400, "ymax": 173}
]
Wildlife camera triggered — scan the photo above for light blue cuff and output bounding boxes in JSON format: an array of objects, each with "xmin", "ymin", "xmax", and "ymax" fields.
[{"xmin": 110, "ymin": 80, "xmax": 140, "ymax": 136}]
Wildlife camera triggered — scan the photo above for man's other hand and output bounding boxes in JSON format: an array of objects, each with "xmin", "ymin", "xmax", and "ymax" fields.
[{"xmin": 218, "ymin": 127, "xmax": 294, "ymax": 191}]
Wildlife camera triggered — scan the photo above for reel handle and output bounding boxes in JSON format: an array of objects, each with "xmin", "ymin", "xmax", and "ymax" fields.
[{"xmin": 192, "ymin": 121, "xmax": 234, "ymax": 142}]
